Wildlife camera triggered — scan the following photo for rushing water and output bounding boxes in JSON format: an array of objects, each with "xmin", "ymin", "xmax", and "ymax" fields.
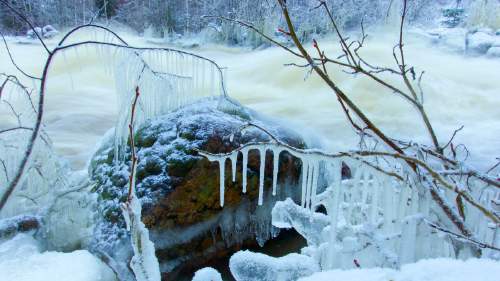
[{"xmin": 0, "ymin": 27, "xmax": 499, "ymax": 171}]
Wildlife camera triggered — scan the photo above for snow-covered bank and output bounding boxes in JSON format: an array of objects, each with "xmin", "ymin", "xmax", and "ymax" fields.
[
  {"xmin": 0, "ymin": 234, "xmax": 116, "ymax": 281},
  {"xmin": 299, "ymin": 258, "xmax": 500, "ymax": 281}
]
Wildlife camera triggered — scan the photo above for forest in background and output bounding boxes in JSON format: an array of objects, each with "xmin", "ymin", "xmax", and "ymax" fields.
[{"xmin": 1, "ymin": 0, "xmax": 499, "ymax": 46}]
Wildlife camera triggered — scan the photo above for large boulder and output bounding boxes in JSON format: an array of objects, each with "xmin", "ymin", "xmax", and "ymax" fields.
[
  {"xmin": 425, "ymin": 27, "xmax": 500, "ymax": 57},
  {"xmin": 89, "ymin": 98, "xmax": 306, "ymax": 279},
  {"xmin": 487, "ymin": 46, "xmax": 500, "ymax": 58},
  {"xmin": 466, "ymin": 28, "xmax": 498, "ymax": 55}
]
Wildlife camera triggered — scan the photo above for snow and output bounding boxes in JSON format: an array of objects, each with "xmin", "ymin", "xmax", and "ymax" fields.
[
  {"xmin": 271, "ymin": 198, "xmax": 329, "ymax": 246},
  {"xmin": 0, "ymin": 234, "xmax": 116, "ymax": 281},
  {"xmin": 487, "ymin": 46, "xmax": 500, "ymax": 58},
  {"xmin": 191, "ymin": 267, "xmax": 222, "ymax": 281},
  {"xmin": 467, "ymin": 30, "xmax": 495, "ymax": 55},
  {"xmin": 299, "ymin": 258, "xmax": 500, "ymax": 281},
  {"xmin": 229, "ymin": 250, "xmax": 320, "ymax": 281}
]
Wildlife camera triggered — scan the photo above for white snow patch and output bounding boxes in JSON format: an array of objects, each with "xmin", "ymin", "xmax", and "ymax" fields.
[
  {"xmin": 0, "ymin": 234, "xmax": 116, "ymax": 281},
  {"xmin": 299, "ymin": 258, "xmax": 500, "ymax": 281},
  {"xmin": 192, "ymin": 267, "xmax": 223, "ymax": 281},
  {"xmin": 230, "ymin": 250, "xmax": 320, "ymax": 281}
]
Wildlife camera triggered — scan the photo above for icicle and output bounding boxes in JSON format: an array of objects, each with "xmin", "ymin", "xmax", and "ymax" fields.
[
  {"xmin": 396, "ymin": 184, "xmax": 409, "ymax": 231},
  {"xmin": 242, "ymin": 148, "xmax": 249, "ymax": 193},
  {"xmin": 304, "ymin": 159, "xmax": 314, "ymax": 210},
  {"xmin": 361, "ymin": 168, "xmax": 370, "ymax": 204},
  {"xmin": 210, "ymin": 65, "xmax": 215, "ymax": 95},
  {"xmin": 218, "ymin": 158, "xmax": 226, "ymax": 207},
  {"xmin": 310, "ymin": 160, "xmax": 319, "ymax": 211},
  {"xmin": 301, "ymin": 159, "xmax": 309, "ymax": 208},
  {"xmin": 370, "ymin": 175, "xmax": 380, "ymax": 224},
  {"xmin": 271, "ymin": 148, "xmax": 281, "ymax": 196},
  {"xmin": 383, "ymin": 177, "xmax": 395, "ymax": 234},
  {"xmin": 327, "ymin": 159, "xmax": 342, "ymax": 269},
  {"xmin": 258, "ymin": 147, "xmax": 266, "ymax": 206},
  {"xmin": 230, "ymin": 152, "xmax": 238, "ymax": 182},
  {"xmin": 346, "ymin": 166, "xmax": 362, "ymax": 224}
]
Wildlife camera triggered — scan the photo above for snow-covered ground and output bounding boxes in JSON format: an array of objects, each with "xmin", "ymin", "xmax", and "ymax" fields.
[
  {"xmin": 0, "ymin": 234, "xmax": 116, "ymax": 281},
  {"xmin": 2, "ymin": 233, "xmax": 500, "ymax": 281},
  {"xmin": 300, "ymin": 258, "xmax": 500, "ymax": 281}
]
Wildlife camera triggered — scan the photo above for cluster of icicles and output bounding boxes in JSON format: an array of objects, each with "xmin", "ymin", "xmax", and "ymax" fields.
[
  {"xmin": 109, "ymin": 46, "xmax": 228, "ymax": 161},
  {"xmin": 200, "ymin": 143, "xmax": 342, "ymax": 209},
  {"xmin": 200, "ymin": 142, "xmax": 500, "ymax": 267},
  {"xmin": 0, "ymin": 77, "xmax": 70, "ymax": 219},
  {"xmin": 50, "ymin": 26, "xmax": 228, "ymax": 162}
]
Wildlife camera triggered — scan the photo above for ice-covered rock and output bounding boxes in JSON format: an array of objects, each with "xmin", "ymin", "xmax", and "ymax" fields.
[
  {"xmin": 466, "ymin": 30, "xmax": 496, "ymax": 55},
  {"xmin": 89, "ymin": 98, "xmax": 306, "ymax": 277},
  {"xmin": 25, "ymin": 25, "xmax": 59, "ymax": 40},
  {"xmin": 229, "ymin": 250, "xmax": 319, "ymax": 281},
  {"xmin": 26, "ymin": 27, "xmax": 43, "ymax": 39},
  {"xmin": 486, "ymin": 46, "xmax": 500, "ymax": 58},
  {"xmin": 424, "ymin": 27, "xmax": 500, "ymax": 56},
  {"xmin": 0, "ymin": 215, "xmax": 40, "ymax": 240},
  {"xmin": 42, "ymin": 25, "xmax": 59, "ymax": 38},
  {"xmin": 192, "ymin": 267, "xmax": 222, "ymax": 281}
]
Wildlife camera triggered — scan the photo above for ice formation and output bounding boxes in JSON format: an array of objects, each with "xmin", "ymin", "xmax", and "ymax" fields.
[
  {"xmin": 0, "ymin": 77, "xmax": 71, "ymax": 220},
  {"xmin": 110, "ymin": 46, "xmax": 227, "ymax": 161},
  {"xmin": 192, "ymin": 267, "xmax": 223, "ymax": 281},
  {"xmin": 85, "ymin": 41, "xmax": 228, "ymax": 164},
  {"xmin": 229, "ymin": 250, "xmax": 320, "ymax": 281},
  {"xmin": 121, "ymin": 189, "xmax": 161, "ymax": 281},
  {"xmin": 200, "ymin": 141, "xmax": 500, "ymax": 271},
  {"xmin": 200, "ymin": 143, "xmax": 328, "ymax": 211},
  {"xmin": 47, "ymin": 25, "xmax": 229, "ymax": 164},
  {"xmin": 0, "ymin": 76, "xmax": 98, "ymax": 254}
]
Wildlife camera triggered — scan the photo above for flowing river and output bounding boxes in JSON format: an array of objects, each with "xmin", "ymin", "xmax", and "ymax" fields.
[{"xmin": 1, "ymin": 26, "xmax": 499, "ymax": 171}]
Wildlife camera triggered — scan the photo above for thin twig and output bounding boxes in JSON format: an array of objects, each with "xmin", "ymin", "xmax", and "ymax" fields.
[
  {"xmin": 0, "ymin": 31, "xmax": 41, "ymax": 80},
  {"xmin": 443, "ymin": 125, "xmax": 464, "ymax": 150},
  {"xmin": 127, "ymin": 86, "xmax": 140, "ymax": 201}
]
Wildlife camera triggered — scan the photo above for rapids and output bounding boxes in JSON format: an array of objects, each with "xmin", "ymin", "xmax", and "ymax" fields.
[{"xmin": 0, "ymin": 27, "xmax": 499, "ymax": 170}]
